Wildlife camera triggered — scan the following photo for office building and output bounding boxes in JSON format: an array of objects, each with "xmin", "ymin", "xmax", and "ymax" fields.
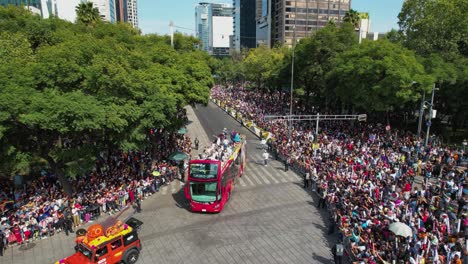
[
  {"xmin": 271, "ymin": 0, "xmax": 351, "ymax": 47},
  {"xmin": 0, "ymin": 0, "xmax": 42, "ymax": 15},
  {"xmin": 126, "ymin": 0, "xmax": 138, "ymax": 28},
  {"xmin": 91, "ymin": 0, "xmax": 116, "ymax": 23},
  {"xmin": 1, "ymin": 0, "xmax": 138, "ymax": 28},
  {"xmin": 115, "ymin": 0, "xmax": 128, "ymax": 22},
  {"xmin": 232, "ymin": 0, "xmax": 256, "ymax": 52},
  {"xmin": 255, "ymin": 0, "xmax": 271, "ymax": 47},
  {"xmin": 195, "ymin": 2, "xmax": 234, "ymax": 56}
]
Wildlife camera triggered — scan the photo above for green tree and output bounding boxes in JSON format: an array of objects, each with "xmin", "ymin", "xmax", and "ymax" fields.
[
  {"xmin": 398, "ymin": 0, "xmax": 468, "ymax": 59},
  {"xmin": 75, "ymin": 2, "xmax": 102, "ymax": 25},
  {"xmin": 343, "ymin": 9, "xmax": 360, "ymax": 29},
  {"xmin": 243, "ymin": 45, "xmax": 286, "ymax": 91},
  {"xmin": 329, "ymin": 40, "xmax": 434, "ymax": 112},
  {"xmin": 0, "ymin": 6, "xmax": 213, "ymax": 189},
  {"xmin": 294, "ymin": 23, "xmax": 357, "ymax": 110}
]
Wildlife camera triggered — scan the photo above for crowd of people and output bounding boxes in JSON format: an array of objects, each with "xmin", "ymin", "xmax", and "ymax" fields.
[
  {"xmin": 212, "ymin": 85, "xmax": 468, "ymax": 264},
  {"xmin": 0, "ymin": 129, "xmax": 191, "ymax": 255}
]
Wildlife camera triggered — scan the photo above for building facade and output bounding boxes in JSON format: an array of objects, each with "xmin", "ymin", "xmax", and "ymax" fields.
[
  {"xmin": 255, "ymin": 0, "xmax": 271, "ymax": 47},
  {"xmin": 232, "ymin": 0, "xmax": 256, "ymax": 52},
  {"xmin": 2, "ymin": 0, "xmax": 137, "ymax": 28},
  {"xmin": 126, "ymin": 0, "xmax": 138, "ymax": 28},
  {"xmin": 0, "ymin": 0, "xmax": 81, "ymax": 21},
  {"xmin": 91, "ymin": 0, "xmax": 116, "ymax": 23},
  {"xmin": 271, "ymin": 0, "xmax": 351, "ymax": 46},
  {"xmin": 195, "ymin": 2, "xmax": 234, "ymax": 56},
  {"xmin": 49, "ymin": 0, "xmax": 83, "ymax": 22},
  {"xmin": 0, "ymin": 0, "xmax": 42, "ymax": 15},
  {"xmin": 115, "ymin": 0, "xmax": 128, "ymax": 22}
]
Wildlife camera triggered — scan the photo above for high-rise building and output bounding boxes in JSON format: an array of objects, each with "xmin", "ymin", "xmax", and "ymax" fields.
[
  {"xmin": 271, "ymin": 0, "xmax": 351, "ymax": 46},
  {"xmin": 256, "ymin": 0, "xmax": 271, "ymax": 47},
  {"xmin": 0, "ymin": 0, "xmax": 42, "ymax": 15},
  {"xmin": 195, "ymin": 2, "xmax": 234, "ymax": 56},
  {"xmin": 91, "ymin": 0, "xmax": 116, "ymax": 23},
  {"xmin": 115, "ymin": 0, "xmax": 128, "ymax": 22},
  {"xmin": 2, "ymin": 0, "xmax": 138, "ymax": 28},
  {"xmin": 232, "ymin": 0, "xmax": 256, "ymax": 52},
  {"xmin": 0, "ymin": 0, "xmax": 81, "ymax": 21},
  {"xmin": 126, "ymin": 0, "xmax": 138, "ymax": 28},
  {"xmin": 49, "ymin": 0, "xmax": 83, "ymax": 22}
]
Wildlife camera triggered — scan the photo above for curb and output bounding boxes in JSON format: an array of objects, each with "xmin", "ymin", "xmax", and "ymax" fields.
[{"xmin": 210, "ymin": 99, "xmax": 263, "ymax": 140}]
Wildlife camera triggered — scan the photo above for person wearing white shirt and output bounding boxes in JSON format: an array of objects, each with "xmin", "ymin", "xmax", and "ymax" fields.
[{"xmin": 262, "ymin": 150, "xmax": 269, "ymax": 166}]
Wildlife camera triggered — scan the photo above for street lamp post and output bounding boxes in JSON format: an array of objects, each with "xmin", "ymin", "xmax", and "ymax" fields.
[
  {"xmin": 417, "ymin": 92, "xmax": 425, "ymax": 139},
  {"xmin": 289, "ymin": 26, "xmax": 296, "ymax": 139},
  {"xmin": 424, "ymin": 84, "xmax": 438, "ymax": 146}
]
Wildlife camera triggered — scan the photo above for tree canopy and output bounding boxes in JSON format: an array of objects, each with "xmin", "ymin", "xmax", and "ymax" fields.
[
  {"xmin": 75, "ymin": 2, "xmax": 102, "ymax": 25},
  {"xmin": 0, "ymin": 6, "xmax": 213, "ymax": 187},
  {"xmin": 398, "ymin": 0, "xmax": 468, "ymax": 60},
  {"xmin": 330, "ymin": 39, "xmax": 434, "ymax": 112}
]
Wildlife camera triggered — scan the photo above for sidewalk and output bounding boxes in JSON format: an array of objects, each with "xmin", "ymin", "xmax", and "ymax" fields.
[{"xmin": 184, "ymin": 105, "xmax": 211, "ymax": 159}]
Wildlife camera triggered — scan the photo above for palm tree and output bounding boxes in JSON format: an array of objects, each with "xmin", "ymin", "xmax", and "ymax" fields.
[
  {"xmin": 75, "ymin": 2, "xmax": 101, "ymax": 25},
  {"xmin": 343, "ymin": 9, "xmax": 360, "ymax": 30}
]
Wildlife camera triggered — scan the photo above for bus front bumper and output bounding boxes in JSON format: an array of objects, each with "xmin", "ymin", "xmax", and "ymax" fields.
[{"xmin": 190, "ymin": 201, "xmax": 221, "ymax": 213}]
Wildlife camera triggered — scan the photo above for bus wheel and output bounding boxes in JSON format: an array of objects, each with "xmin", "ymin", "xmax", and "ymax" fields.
[{"xmin": 126, "ymin": 249, "xmax": 139, "ymax": 264}]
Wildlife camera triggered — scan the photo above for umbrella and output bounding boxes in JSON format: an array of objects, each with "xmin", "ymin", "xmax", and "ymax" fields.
[
  {"xmin": 389, "ymin": 222, "xmax": 412, "ymax": 237},
  {"xmin": 177, "ymin": 127, "xmax": 188, "ymax": 134},
  {"xmin": 152, "ymin": 171, "xmax": 161, "ymax": 177},
  {"xmin": 168, "ymin": 151, "xmax": 189, "ymax": 161}
]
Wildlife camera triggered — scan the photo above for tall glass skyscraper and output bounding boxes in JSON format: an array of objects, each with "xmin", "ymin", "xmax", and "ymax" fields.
[
  {"xmin": 195, "ymin": 2, "xmax": 234, "ymax": 56},
  {"xmin": 233, "ymin": 0, "xmax": 256, "ymax": 52},
  {"xmin": 195, "ymin": 3, "xmax": 210, "ymax": 52},
  {"xmin": 0, "ymin": 0, "xmax": 41, "ymax": 8},
  {"xmin": 0, "ymin": 0, "xmax": 43, "ymax": 15}
]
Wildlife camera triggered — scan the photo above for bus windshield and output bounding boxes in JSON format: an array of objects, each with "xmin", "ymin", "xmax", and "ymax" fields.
[
  {"xmin": 189, "ymin": 163, "xmax": 219, "ymax": 180},
  {"xmin": 190, "ymin": 181, "xmax": 218, "ymax": 202}
]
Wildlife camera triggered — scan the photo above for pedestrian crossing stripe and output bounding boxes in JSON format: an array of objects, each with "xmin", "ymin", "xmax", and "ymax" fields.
[
  {"xmin": 243, "ymin": 173, "xmax": 255, "ymax": 186},
  {"xmin": 265, "ymin": 171, "xmax": 280, "ymax": 184},
  {"xmin": 151, "ymin": 157, "xmax": 305, "ymax": 196},
  {"xmin": 247, "ymin": 170, "xmax": 263, "ymax": 185},
  {"xmin": 239, "ymin": 177, "xmax": 247, "ymax": 187},
  {"xmin": 255, "ymin": 166, "xmax": 271, "ymax": 184}
]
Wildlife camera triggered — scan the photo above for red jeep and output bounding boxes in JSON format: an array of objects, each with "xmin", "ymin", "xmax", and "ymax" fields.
[{"xmin": 56, "ymin": 217, "xmax": 143, "ymax": 264}]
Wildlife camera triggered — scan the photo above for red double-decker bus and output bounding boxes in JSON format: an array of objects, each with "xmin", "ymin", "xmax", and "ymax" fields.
[{"xmin": 184, "ymin": 132, "xmax": 246, "ymax": 213}]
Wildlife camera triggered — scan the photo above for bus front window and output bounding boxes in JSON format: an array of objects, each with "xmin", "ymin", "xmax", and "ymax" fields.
[{"xmin": 190, "ymin": 182, "xmax": 218, "ymax": 202}]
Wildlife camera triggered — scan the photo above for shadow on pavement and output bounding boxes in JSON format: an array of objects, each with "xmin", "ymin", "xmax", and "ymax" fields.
[
  {"xmin": 291, "ymin": 181, "xmax": 338, "ymax": 250},
  {"xmin": 312, "ymin": 252, "xmax": 334, "ymax": 264},
  {"xmin": 171, "ymin": 185, "xmax": 191, "ymax": 212}
]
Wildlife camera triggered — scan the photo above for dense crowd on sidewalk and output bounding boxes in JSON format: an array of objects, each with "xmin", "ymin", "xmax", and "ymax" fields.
[
  {"xmin": 212, "ymin": 85, "xmax": 468, "ymax": 264},
  {"xmin": 0, "ymin": 130, "xmax": 191, "ymax": 254}
]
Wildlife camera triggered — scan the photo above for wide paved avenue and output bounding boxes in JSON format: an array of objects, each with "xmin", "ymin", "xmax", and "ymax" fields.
[{"xmin": 2, "ymin": 102, "xmax": 334, "ymax": 264}]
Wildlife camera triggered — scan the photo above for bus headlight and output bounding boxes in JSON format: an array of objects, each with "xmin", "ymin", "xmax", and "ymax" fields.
[{"xmin": 214, "ymin": 204, "xmax": 220, "ymax": 209}]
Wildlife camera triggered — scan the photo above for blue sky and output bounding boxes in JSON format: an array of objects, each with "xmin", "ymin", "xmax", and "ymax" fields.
[{"xmin": 138, "ymin": 0, "xmax": 405, "ymax": 35}]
